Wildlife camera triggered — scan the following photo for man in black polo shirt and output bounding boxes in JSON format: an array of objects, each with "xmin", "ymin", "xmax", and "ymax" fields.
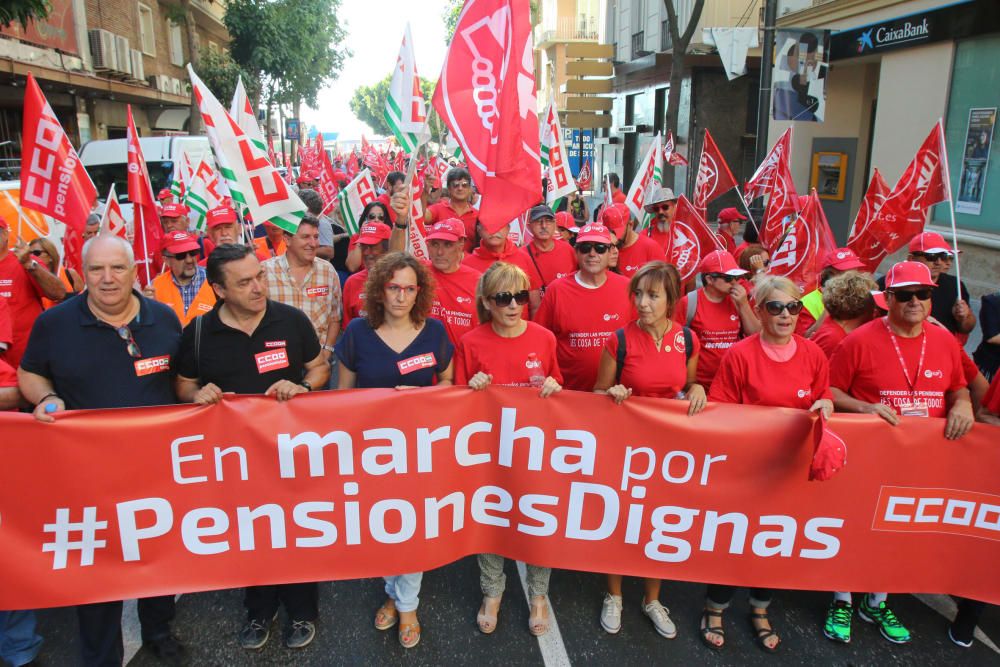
[
  {"xmin": 174, "ymin": 243, "xmax": 328, "ymax": 651},
  {"xmin": 18, "ymin": 234, "xmax": 186, "ymax": 666}
]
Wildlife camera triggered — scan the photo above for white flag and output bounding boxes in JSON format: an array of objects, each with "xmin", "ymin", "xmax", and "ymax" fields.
[
  {"xmin": 540, "ymin": 100, "xmax": 576, "ymax": 206},
  {"xmin": 185, "ymin": 157, "xmax": 225, "ymax": 232},
  {"xmin": 625, "ymin": 134, "xmax": 663, "ymax": 225},
  {"xmin": 336, "ymin": 168, "xmax": 378, "ymax": 235},
  {"xmin": 100, "ymin": 184, "xmax": 129, "ymax": 240},
  {"xmin": 384, "ymin": 23, "xmax": 429, "ymax": 154},
  {"xmin": 230, "ymin": 76, "xmax": 268, "ymax": 155}
]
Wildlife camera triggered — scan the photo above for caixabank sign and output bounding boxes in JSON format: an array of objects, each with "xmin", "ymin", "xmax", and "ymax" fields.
[{"xmin": 829, "ymin": 0, "xmax": 1000, "ymax": 61}]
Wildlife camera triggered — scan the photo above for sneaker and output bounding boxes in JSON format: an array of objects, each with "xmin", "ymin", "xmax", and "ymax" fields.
[
  {"xmin": 284, "ymin": 620, "xmax": 316, "ymax": 649},
  {"xmin": 858, "ymin": 597, "xmax": 911, "ymax": 644},
  {"xmin": 144, "ymin": 635, "xmax": 187, "ymax": 665},
  {"xmin": 238, "ymin": 614, "xmax": 276, "ymax": 650},
  {"xmin": 642, "ymin": 600, "xmax": 677, "ymax": 639},
  {"xmin": 600, "ymin": 594, "xmax": 623, "ymax": 634},
  {"xmin": 823, "ymin": 601, "xmax": 852, "ymax": 643}
]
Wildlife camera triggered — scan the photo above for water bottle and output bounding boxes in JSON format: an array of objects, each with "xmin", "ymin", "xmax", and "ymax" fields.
[{"xmin": 527, "ymin": 353, "xmax": 544, "ymax": 388}]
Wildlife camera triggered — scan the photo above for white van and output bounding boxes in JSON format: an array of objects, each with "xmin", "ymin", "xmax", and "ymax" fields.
[{"xmin": 79, "ymin": 135, "xmax": 212, "ymax": 222}]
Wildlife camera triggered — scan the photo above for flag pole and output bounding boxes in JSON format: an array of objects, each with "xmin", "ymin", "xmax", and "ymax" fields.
[
  {"xmin": 137, "ymin": 205, "xmax": 152, "ymax": 285},
  {"xmin": 935, "ymin": 119, "xmax": 962, "ymax": 300},
  {"xmin": 731, "ymin": 186, "xmax": 761, "ymax": 236}
]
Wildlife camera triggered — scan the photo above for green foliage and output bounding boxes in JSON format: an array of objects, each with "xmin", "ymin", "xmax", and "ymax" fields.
[
  {"xmin": 1, "ymin": 0, "xmax": 51, "ymax": 29},
  {"xmin": 223, "ymin": 0, "xmax": 349, "ymax": 108},
  {"xmin": 350, "ymin": 74, "xmax": 436, "ymax": 137},
  {"xmin": 195, "ymin": 47, "xmax": 260, "ymax": 108}
]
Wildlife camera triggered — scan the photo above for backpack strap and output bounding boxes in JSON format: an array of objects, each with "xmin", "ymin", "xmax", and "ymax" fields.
[
  {"xmin": 683, "ymin": 325, "xmax": 693, "ymax": 363},
  {"xmin": 614, "ymin": 327, "xmax": 626, "ymax": 384},
  {"xmin": 685, "ymin": 289, "xmax": 698, "ymax": 327}
]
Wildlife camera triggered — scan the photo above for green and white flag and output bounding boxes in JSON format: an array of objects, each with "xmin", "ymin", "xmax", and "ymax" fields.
[
  {"xmin": 337, "ymin": 168, "xmax": 377, "ymax": 235},
  {"xmin": 626, "ymin": 134, "xmax": 663, "ymax": 230},
  {"xmin": 185, "ymin": 156, "xmax": 224, "ymax": 232},
  {"xmin": 540, "ymin": 100, "xmax": 577, "ymax": 206},
  {"xmin": 168, "ymin": 152, "xmax": 191, "ymax": 200},
  {"xmin": 384, "ymin": 23, "xmax": 429, "ymax": 154},
  {"xmin": 230, "ymin": 76, "xmax": 268, "ymax": 157},
  {"xmin": 445, "ymin": 132, "xmax": 462, "ymax": 161},
  {"xmin": 188, "ymin": 65, "xmax": 305, "ymax": 233}
]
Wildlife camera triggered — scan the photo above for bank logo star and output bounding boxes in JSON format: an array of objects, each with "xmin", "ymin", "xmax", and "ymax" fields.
[{"xmin": 857, "ymin": 28, "xmax": 874, "ymax": 52}]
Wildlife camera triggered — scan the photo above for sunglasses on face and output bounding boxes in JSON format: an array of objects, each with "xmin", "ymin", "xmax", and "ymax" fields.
[
  {"xmin": 889, "ymin": 288, "xmax": 933, "ymax": 302},
  {"xmin": 449, "ymin": 181, "xmax": 471, "ymax": 189},
  {"xmin": 914, "ymin": 252, "xmax": 951, "ymax": 262},
  {"xmin": 576, "ymin": 242, "xmax": 610, "ymax": 255},
  {"xmin": 764, "ymin": 300, "xmax": 804, "ymax": 316},
  {"xmin": 490, "ymin": 290, "xmax": 530, "ymax": 307},
  {"xmin": 169, "ymin": 250, "xmax": 199, "ymax": 261},
  {"xmin": 654, "ymin": 203, "xmax": 675, "ymax": 212},
  {"xmin": 29, "ymin": 249, "xmax": 46, "ymax": 256},
  {"xmin": 710, "ymin": 273, "xmax": 738, "ymax": 283},
  {"xmin": 115, "ymin": 325, "xmax": 142, "ymax": 359},
  {"xmin": 385, "ymin": 283, "xmax": 420, "ymax": 297},
  {"xmin": 366, "ymin": 213, "xmax": 386, "ymax": 221}
]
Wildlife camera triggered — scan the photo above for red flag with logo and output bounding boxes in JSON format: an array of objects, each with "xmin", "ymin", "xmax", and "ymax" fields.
[
  {"xmin": 19, "ymin": 73, "xmax": 96, "ymax": 232},
  {"xmin": 663, "ymin": 131, "xmax": 688, "ymax": 167},
  {"xmin": 666, "ymin": 195, "xmax": 724, "ymax": 281},
  {"xmin": 432, "ymin": 0, "xmax": 542, "ymax": 234},
  {"xmin": 745, "ymin": 128, "xmax": 792, "ymax": 204},
  {"xmin": 126, "ymin": 105, "xmax": 162, "ymax": 286},
  {"xmin": 576, "ymin": 158, "xmax": 593, "ymax": 190},
  {"xmin": 100, "ymin": 184, "xmax": 129, "ymax": 240},
  {"xmin": 692, "ymin": 130, "xmax": 737, "ymax": 215},
  {"xmin": 317, "ymin": 137, "xmax": 340, "ymax": 215},
  {"xmin": 846, "ymin": 169, "xmax": 892, "ymax": 273},
  {"xmin": 759, "ymin": 153, "xmax": 799, "ymax": 253},
  {"xmin": 768, "ymin": 190, "xmax": 837, "ymax": 294}
]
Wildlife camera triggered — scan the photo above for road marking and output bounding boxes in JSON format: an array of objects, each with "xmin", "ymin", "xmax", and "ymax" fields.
[
  {"xmin": 913, "ymin": 593, "xmax": 1000, "ymax": 654},
  {"xmin": 516, "ymin": 561, "xmax": 572, "ymax": 667}
]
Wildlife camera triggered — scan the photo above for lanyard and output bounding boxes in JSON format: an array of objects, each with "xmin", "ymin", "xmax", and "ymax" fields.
[{"xmin": 883, "ymin": 317, "xmax": 926, "ymax": 402}]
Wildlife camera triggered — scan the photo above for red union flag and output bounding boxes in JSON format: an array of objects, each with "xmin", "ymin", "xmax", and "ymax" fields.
[
  {"xmin": 847, "ymin": 169, "xmax": 892, "ymax": 272},
  {"xmin": 576, "ymin": 157, "xmax": 593, "ymax": 190},
  {"xmin": 768, "ymin": 190, "xmax": 837, "ymax": 294},
  {"xmin": 745, "ymin": 128, "xmax": 792, "ymax": 204},
  {"xmin": 19, "ymin": 73, "xmax": 96, "ymax": 231},
  {"xmin": 126, "ymin": 105, "xmax": 163, "ymax": 286},
  {"xmin": 316, "ymin": 133, "xmax": 340, "ymax": 214},
  {"xmin": 760, "ymin": 155, "xmax": 799, "ymax": 253},
  {"xmin": 663, "ymin": 131, "xmax": 688, "ymax": 166},
  {"xmin": 692, "ymin": 130, "xmax": 737, "ymax": 215},
  {"xmin": 432, "ymin": 0, "xmax": 541, "ymax": 234},
  {"xmin": 666, "ymin": 195, "xmax": 724, "ymax": 281}
]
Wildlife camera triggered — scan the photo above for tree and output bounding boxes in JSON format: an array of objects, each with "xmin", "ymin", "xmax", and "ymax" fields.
[
  {"xmin": 349, "ymin": 74, "xmax": 438, "ymax": 138},
  {"xmin": 1, "ymin": 0, "xmax": 50, "ymax": 29},
  {"xmin": 662, "ymin": 0, "xmax": 705, "ymax": 143},
  {"xmin": 194, "ymin": 46, "xmax": 260, "ymax": 108}
]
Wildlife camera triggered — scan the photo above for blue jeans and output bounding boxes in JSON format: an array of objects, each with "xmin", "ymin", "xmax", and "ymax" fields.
[
  {"xmin": 384, "ymin": 573, "xmax": 422, "ymax": 613},
  {"xmin": 0, "ymin": 610, "xmax": 42, "ymax": 667}
]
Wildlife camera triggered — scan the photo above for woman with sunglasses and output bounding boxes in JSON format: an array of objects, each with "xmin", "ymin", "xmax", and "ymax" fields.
[
  {"xmin": 336, "ymin": 252, "xmax": 454, "ymax": 649},
  {"xmin": 454, "ymin": 262, "xmax": 562, "ymax": 637},
  {"xmin": 345, "ymin": 201, "xmax": 394, "ymax": 273},
  {"xmin": 593, "ymin": 261, "xmax": 706, "ymax": 640},
  {"xmin": 28, "ymin": 237, "xmax": 83, "ymax": 308},
  {"xmin": 701, "ymin": 276, "xmax": 833, "ymax": 653}
]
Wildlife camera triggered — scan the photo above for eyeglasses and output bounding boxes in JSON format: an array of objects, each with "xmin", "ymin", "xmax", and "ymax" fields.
[
  {"xmin": 168, "ymin": 250, "xmax": 199, "ymax": 261},
  {"xmin": 913, "ymin": 251, "xmax": 951, "ymax": 262},
  {"xmin": 576, "ymin": 242, "xmax": 610, "ymax": 254},
  {"xmin": 385, "ymin": 283, "xmax": 420, "ymax": 296},
  {"xmin": 366, "ymin": 213, "xmax": 386, "ymax": 221},
  {"xmin": 889, "ymin": 288, "xmax": 933, "ymax": 302},
  {"xmin": 532, "ymin": 218, "xmax": 556, "ymax": 227},
  {"xmin": 653, "ymin": 203, "xmax": 675, "ymax": 212},
  {"xmin": 490, "ymin": 290, "xmax": 530, "ymax": 307},
  {"xmin": 114, "ymin": 325, "xmax": 142, "ymax": 359},
  {"xmin": 449, "ymin": 181, "xmax": 471, "ymax": 189},
  {"xmin": 763, "ymin": 300, "xmax": 804, "ymax": 316},
  {"xmin": 709, "ymin": 273, "xmax": 738, "ymax": 283},
  {"xmin": 29, "ymin": 249, "xmax": 45, "ymax": 256}
]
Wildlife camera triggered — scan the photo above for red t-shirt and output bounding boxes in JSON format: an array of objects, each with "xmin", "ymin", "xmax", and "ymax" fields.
[
  {"xmin": 809, "ymin": 316, "xmax": 847, "ymax": 358},
  {"xmin": 673, "ymin": 288, "xmax": 744, "ymax": 389},
  {"xmin": 342, "ymin": 269, "xmax": 367, "ymax": 328},
  {"xmin": 533, "ymin": 271, "xmax": 635, "ymax": 391},
  {"xmin": 0, "ymin": 253, "xmax": 44, "ymax": 368},
  {"xmin": 518, "ymin": 240, "xmax": 577, "ymax": 290},
  {"xmin": 605, "ymin": 321, "xmax": 700, "ymax": 398},
  {"xmin": 716, "ymin": 230, "xmax": 737, "ymax": 255},
  {"xmin": 612, "ymin": 190, "xmax": 627, "ymax": 204},
  {"xmin": 0, "ymin": 356, "xmax": 15, "ymax": 388},
  {"xmin": 647, "ymin": 225, "xmax": 671, "ymax": 253},
  {"xmin": 0, "ymin": 295, "xmax": 12, "ymax": 348},
  {"xmin": 959, "ymin": 347, "xmax": 979, "ymax": 385},
  {"xmin": 829, "ymin": 318, "xmax": 966, "ymax": 418},
  {"xmin": 796, "ymin": 304, "xmax": 816, "ymax": 336},
  {"xmin": 733, "ymin": 241, "xmax": 751, "ymax": 261},
  {"xmin": 617, "ymin": 234, "xmax": 664, "ymax": 278},
  {"xmin": 427, "ymin": 200, "xmax": 478, "ymax": 252},
  {"xmin": 429, "ymin": 264, "xmax": 482, "ymax": 346},
  {"xmin": 462, "ymin": 240, "xmax": 542, "ymax": 290},
  {"xmin": 709, "ymin": 334, "xmax": 832, "ymax": 408},
  {"xmin": 454, "ymin": 321, "xmax": 562, "ymax": 387}
]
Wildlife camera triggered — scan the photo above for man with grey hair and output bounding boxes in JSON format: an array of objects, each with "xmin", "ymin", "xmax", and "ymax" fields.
[
  {"xmin": 17, "ymin": 233, "xmax": 187, "ymax": 665},
  {"xmin": 643, "ymin": 187, "xmax": 679, "ymax": 253}
]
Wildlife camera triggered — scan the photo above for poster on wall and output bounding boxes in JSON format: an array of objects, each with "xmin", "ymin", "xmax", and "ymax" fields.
[
  {"xmin": 772, "ymin": 29, "xmax": 830, "ymax": 123},
  {"xmin": 956, "ymin": 107, "xmax": 996, "ymax": 216}
]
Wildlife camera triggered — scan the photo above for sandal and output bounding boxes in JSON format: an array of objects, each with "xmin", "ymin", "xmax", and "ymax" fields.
[
  {"xmin": 528, "ymin": 596, "xmax": 550, "ymax": 637},
  {"xmin": 399, "ymin": 621, "xmax": 421, "ymax": 649},
  {"xmin": 477, "ymin": 595, "xmax": 502, "ymax": 634},
  {"xmin": 750, "ymin": 611, "xmax": 781, "ymax": 653},
  {"xmin": 374, "ymin": 600, "xmax": 398, "ymax": 631},
  {"xmin": 700, "ymin": 609, "xmax": 725, "ymax": 650}
]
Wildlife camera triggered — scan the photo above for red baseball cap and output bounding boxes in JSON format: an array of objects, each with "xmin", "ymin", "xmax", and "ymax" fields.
[
  {"xmin": 575, "ymin": 224, "xmax": 612, "ymax": 244},
  {"xmin": 332, "ymin": 170, "xmax": 348, "ymax": 182},
  {"xmin": 871, "ymin": 290, "xmax": 888, "ymax": 311},
  {"xmin": 822, "ymin": 247, "xmax": 865, "ymax": 271},
  {"xmin": 357, "ymin": 222, "xmax": 391, "ymax": 245},
  {"xmin": 884, "ymin": 260, "xmax": 937, "ymax": 289},
  {"xmin": 425, "ymin": 218, "xmax": 467, "ymax": 242},
  {"xmin": 296, "ymin": 173, "xmax": 316, "ymax": 185},
  {"xmin": 908, "ymin": 231, "xmax": 953, "ymax": 254},
  {"xmin": 160, "ymin": 231, "xmax": 201, "ymax": 255},
  {"xmin": 699, "ymin": 249, "xmax": 747, "ymax": 276},
  {"xmin": 206, "ymin": 205, "xmax": 237, "ymax": 228},
  {"xmin": 717, "ymin": 207, "xmax": 747, "ymax": 223},
  {"xmin": 554, "ymin": 211, "xmax": 575, "ymax": 230},
  {"xmin": 160, "ymin": 203, "xmax": 190, "ymax": 218},
  {"xmin": 599, "ymin": 205, "xmax": 628, "ymax": 237},
  {"xmin": 157, "ymin": 188, "xmax": 173, "ymax": 200}
]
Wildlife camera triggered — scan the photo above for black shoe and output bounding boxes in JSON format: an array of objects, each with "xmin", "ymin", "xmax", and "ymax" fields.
[
  {"xmin": 144, "ymin": 635, "xmax": 187, "ymax": 666},
  {"xmin": 284, "ymin": 619, "xmax": 316, "ymax": 649},
  {"xmin": 239, "ymin": 614, "xmax": 276, "ymax": 650}
]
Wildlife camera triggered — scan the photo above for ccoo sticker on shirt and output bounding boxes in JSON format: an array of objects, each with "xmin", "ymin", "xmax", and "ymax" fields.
[
  {"xmin": 306, "ymin": 286, "xmax": 330, "ymax": 298},
  {"xmin": 255, "ymin": 349, "xmax": 290, "ymax": 374},
  {"xmin": 134, "ymin": 355, "xmax": 171, "ymax": 377},
  {"xmin": 397, "ymin": 352, "xmax": 437, "ymax": 375}
]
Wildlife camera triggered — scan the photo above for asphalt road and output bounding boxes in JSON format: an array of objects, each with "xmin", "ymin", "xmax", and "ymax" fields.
[{"xmin": 29, "ymin": 555, "xmax": 1000, "ymax": 666}]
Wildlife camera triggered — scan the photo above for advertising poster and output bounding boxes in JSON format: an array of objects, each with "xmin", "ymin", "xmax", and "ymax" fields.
[
  {"xmin": 772, "ymin": 29, "xmax": 830, "ymax": 123},
  {"xmin": 956, "ymin": 107, "xmax": 996, "ymax": 215},
  {"xmin": 285, "ymin": 118, "xmax": 301, "ymax": 142}
]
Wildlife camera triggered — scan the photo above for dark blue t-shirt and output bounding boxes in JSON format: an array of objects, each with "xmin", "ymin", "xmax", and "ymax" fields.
[
  {"xmin": 20, "ymin": 292, "xmax": 181, "ymax": 409},
  {"xmin": 336, "ymin": 317, "xmax": 453, "ymax": 388}
]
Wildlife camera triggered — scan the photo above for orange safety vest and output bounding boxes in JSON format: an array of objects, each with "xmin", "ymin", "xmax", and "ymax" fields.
[
  {"xmin": 254, "ymin": 236, "xmax": 286, "ymax": 260},
  {"xmin": 151, "ymin": 271, "xmax": 217, "ymax": 327}
]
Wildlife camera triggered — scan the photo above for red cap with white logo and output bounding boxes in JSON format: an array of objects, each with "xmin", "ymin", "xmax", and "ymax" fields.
[
  {"xmin": 157, "ymin": 188, "xmax": 173, "ymax": 200},
  {"xmin": 884, "ymin": 261, "xmax": 937, "ymax": 288},
  {"xmin": 699, "ymin": 249, "xmax": 747, "ymax": 276},
  {"xmin": 575, "ymin": 224, "xmax": 612, "ymax": 244},
  {"xmin": 206, "ymin": 205, "xmax": 238, "ymax": 228},
  {"xmin": 160, "ymin": 231, "xmax": 201, "ymax": 254},
  {"xmin": 908, "ymin": 231, "xmax": 954, "ymax": 254},
  {"xmin": 425, "ymin": 218, "xmax": 467, "ymax": 242},
  {"xmin": 599, "ymin": 205, "xmax": 628, "ymax": 238},
  {"xmin": 554, "ymin": 211, "xmax": 576, "ymax": 231},
  {"xmin": 822, "ymin": 247, "xmax": 865, "ymax": 271},
  {"xmin": 160, "ymin": 203, "xmax": 190, "ymax": 218},
  {"xmin": 357, "ymin": 222, "xmax": 392, "ymax": 245}
]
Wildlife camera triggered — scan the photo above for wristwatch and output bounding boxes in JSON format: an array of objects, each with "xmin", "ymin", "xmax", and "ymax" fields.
[
  {"xmin": 394, "ymin": 222, "xmax": 409, "ymax": 230},
  {"xmin": 322, "ymin": 344, "xmax": 335, "ymax": 353},
  {"xmin": 300, "ymin": 380, "xmax": 313, "ymax": 392}
]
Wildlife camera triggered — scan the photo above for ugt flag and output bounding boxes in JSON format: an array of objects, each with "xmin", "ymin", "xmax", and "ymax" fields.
[
  {"xmin": 20, "ymin": 72, "xmax": 96, "ymax": 232},
  {"xmin": 337, "ymin": 169, "xmax": 377, "ymax": 235},
  {"xmin": 666, "ymin": 195, "xmax": 724, "ymax": 281},
  {"xmin": 432, "ymin": 0, "xmax": 541, "ymax": 234},
  {"xmin": 846, "ymin": 169, "xmax": 891, "ymax": 273},
  {"xmin": 540, "ymin": 99, "xmax": 576, "ymax": 206},
  {"xmin": 768, "ymin": 190, "xmax": 837, "ymax": 294},
  {"xmin": 693, "ymin": 129, "xmax": 737, "ymax": 215},
  {"xmin": 385, "ymin": 23, "xmax": 430, "ymax": 154}
]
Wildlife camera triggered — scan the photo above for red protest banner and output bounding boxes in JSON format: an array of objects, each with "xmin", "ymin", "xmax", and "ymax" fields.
[{"xmin": 0, "ymin": 387, "xmax": 998, "ymax": 610}]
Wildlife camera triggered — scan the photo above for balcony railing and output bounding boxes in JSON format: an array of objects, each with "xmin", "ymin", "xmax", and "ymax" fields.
[
  {"xmin": 535, "ymin": 16, "xmax": 600, "ymax": 45},
  {"xmin": 661, "ymin": 20, "xmax": 672, "ymax": 51},
  {"xmin": 631, "ymin": 31, "xmax": 646, "ymax": 59}
]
